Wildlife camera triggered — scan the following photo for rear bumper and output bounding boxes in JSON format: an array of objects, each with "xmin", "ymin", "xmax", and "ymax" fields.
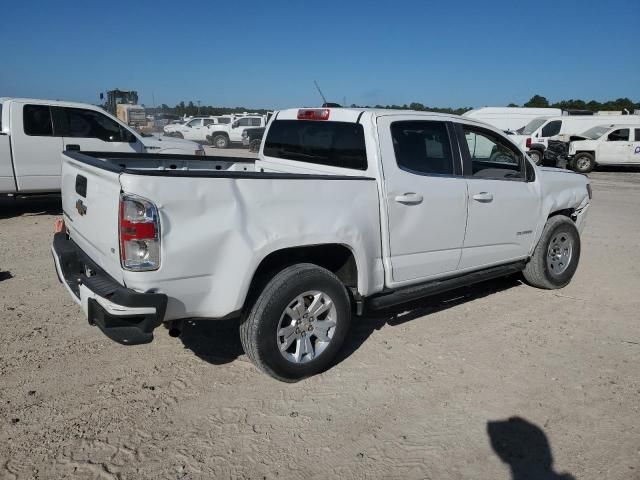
[{"xmin": 52, "ymin": 232, "xmax": 167, "ymax": 345}]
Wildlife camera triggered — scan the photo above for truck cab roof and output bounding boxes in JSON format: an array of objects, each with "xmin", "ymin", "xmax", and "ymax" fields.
[{"xmin": 275, "ymin": 107, "xmax": 473, "ymax": 123}]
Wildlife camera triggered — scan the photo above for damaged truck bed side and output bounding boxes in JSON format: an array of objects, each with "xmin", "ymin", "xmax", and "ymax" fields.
[{"xmin": 53, "ymin": 107, "xmax": 591, "ymax": 381}]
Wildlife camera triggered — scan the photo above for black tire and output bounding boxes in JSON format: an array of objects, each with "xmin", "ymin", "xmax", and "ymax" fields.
[
  {"xmin": 528, "ymin": 149, "xmax": 543, "ymax": 166},
  {"xmin": 212, "ymin": 134, "xmax": 229, "ymax": 149},
  {"xmin": 240, "ymin": 263, "xmax": 351, "ymax": 382},
  {"xmin": 522, "ymin": 215, "xmax": 581, "ymax": 289},
  {"xmin": 249, "ymin": 138, "xmax": 261, "ymax": 153},
  {"xmin": 572, "ymin": 152, "xmax": 595, "ymax": 173}
]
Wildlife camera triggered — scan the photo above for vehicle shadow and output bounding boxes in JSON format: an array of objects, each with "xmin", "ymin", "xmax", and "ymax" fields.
[
  {"xmin": 487, "ymin": 416, "xmax": 576, "ymax": 479},
  {"xmin": 594, "ymin": 165, "xmax": 640, "ymax": 173},
  {"xmin": 179, "ymin": 275, "xmax": 522, "ymax": 371},
  {"xmin": 0, "ymin": 195, "xmax": 62, "ymax": 219},
  {"xmin": 335, "ymin": 275, "xmax": 522, "ymax": 366},
  {"xmin": 179, "ymin": 317, "xmax": 244, "ymax": 365},
  {"xmin": 0, "ymin": 271, "xmax": 13, "ymax": 282}
]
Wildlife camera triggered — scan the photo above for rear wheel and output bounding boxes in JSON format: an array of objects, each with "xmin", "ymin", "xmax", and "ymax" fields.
[
  {"xmin": 240, "ymin": 264, "xmax": 351, "ymax": 381},
  {"xmin": 249, "ymin": 138, "xmax": 261, "ymax": 153},
  {"xmin": 522, "ymin": 215, "xmax": 580, "ymax": 289},
  {"xmin": 573, "ymin": 152, "xmax": 595, "ymax": 173},
  {"xmin": 212, "ymin": 134, "xmax": 229, "ymax": 149},
  {"xmin": 528, "ymin": 149, "xmax": 543, "ymax": 165}
]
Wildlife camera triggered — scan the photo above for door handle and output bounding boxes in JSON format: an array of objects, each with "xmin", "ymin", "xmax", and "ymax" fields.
[
  {"xmin": 66, "ymin": 144, "xmax": 80, "ymax": 151},
  {"xmin": 394, "ymin": 193, "xmax": 423, "ymax": 205},
  {"xmin": 473, "ymin": 192, "xmax": 493, "ymax": 203}
]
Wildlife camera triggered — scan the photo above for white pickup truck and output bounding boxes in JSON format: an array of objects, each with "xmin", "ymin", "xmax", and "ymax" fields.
[
  {"xmin": 567, "ymin": 124, "xmax": 640, "ymax": 173},
  {"xmin": 163, "ymin": 116, "xmax": 233, "ymax": 141},
  {"xmin": 52, "ymin": 107, "xmax": 591, "ymax": 381},
  {"xmin": 0, "ymin": 98, "xmax": 205, "ymax": 195},
  {"xmin": 206, "ymin": 115, "xmax": 266, "ymax": 148}
]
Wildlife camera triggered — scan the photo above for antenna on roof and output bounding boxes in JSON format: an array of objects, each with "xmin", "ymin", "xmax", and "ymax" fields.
[{"xmin": 314, "ymin": 80, "xmax": 328, "ymax": 105}]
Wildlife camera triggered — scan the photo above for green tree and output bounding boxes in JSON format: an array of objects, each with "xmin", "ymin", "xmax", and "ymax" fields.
[{"xmin": 523, "ymin": 95, "xmax": 549, "ymax": 108}]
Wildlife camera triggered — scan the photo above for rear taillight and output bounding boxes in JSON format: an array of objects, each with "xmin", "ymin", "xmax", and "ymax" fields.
[
  {"xmin": 119, "ymin": 194, "xmax": 160, "ymax": 271},
  {"xmin": 297, "ymin": 109, "xmax": 330, "ymax": 120},
  {"xmin": 525, "ymin": 137, "xmax": 532, "ymax": 148},
  {"xmin": 195, "ymin": 148, "xmax": 205, "ymax": 157}
]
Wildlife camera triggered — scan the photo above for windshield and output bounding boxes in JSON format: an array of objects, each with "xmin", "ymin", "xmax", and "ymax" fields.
[
  {"xmin": 521, "ymin": 118, "xmax": 548, "ymax": 135},
  {"xmin": 579, "ymin": 125, "xmax": 610, "ymax": 140}
]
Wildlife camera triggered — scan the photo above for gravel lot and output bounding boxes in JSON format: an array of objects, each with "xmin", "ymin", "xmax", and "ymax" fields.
[{"xmin": 0, "ymin": 167, "xmax": 639, "ymax": 479}]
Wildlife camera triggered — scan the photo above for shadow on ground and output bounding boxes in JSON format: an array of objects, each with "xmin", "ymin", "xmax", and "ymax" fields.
[
  {"xmin": 488, "ymin": 416, "xmax": 576, "ymax": 480},
  {"xmin": 179, "ymin": 317, "xmax": 244, "ymax": 365},
  {"xmin": 180, "ymin": 275, "xmax": 522, "ymax": 370},
  {"xmin": 0, "ymin": 195, "xmax": 62, "ymax": 219},
  {"xmin": 0, "ymin": 271, "xmax": 13, "ymax": 282}
]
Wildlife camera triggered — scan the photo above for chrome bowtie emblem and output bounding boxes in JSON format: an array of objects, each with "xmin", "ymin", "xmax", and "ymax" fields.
[{"xmin": 75, "ymin": 199, "xmax": 87, "ymax": 216}]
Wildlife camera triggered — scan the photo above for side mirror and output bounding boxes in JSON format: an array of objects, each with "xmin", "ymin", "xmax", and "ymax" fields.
[{"xmin": 232, "ymin": 122, "xmax": 239, "ymax": 128}]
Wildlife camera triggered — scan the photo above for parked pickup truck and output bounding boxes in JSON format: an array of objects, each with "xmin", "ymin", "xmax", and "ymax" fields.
[
  {"xmin": 567, "ymin": 124, "xmax": 640, "ymax": 173},
  {"xmin": 52, "ymin": 108, "xmax": 591, "ymax": 381},
  {"xmin": 206, "ymin": 115, "xmax": 266, "ymax": 148},
  {"xmin": 0, "ymin": 98, "xmax": 205, "ymax": 195}
]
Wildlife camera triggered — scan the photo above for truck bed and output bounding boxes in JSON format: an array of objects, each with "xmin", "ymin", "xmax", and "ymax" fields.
[
  {"xmin": 60, "ymin": 150, "xmax": 383, "ymax": 321},
  {"xmin": 65, "ymin": 151, "xmax": 373, "ymax": 180}
]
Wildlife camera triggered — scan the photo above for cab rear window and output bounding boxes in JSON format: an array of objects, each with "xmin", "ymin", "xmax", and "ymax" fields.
[{"xmin": 264, "ymin": 120, "xmax": 367, "ymax": 170}]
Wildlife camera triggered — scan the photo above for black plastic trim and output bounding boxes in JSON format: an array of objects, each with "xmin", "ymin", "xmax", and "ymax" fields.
[
  {"xmin": 366, "ymin": 260, "xmax": 527, "ymax": 310},
  {"xmin": 63, "ymin": 151, "xmax": 376, "ymax": 181},
  {"xmin": 7, "ymin": 132, "xmax": 19, "ymax": 192},
  {"xmin": 52, "ymin": 232, "xmax": 167, "ymax": 345}
]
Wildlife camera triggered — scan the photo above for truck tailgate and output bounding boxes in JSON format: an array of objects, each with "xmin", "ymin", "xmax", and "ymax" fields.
[{"xmin": 61, "ymin": 155, "xmax": 124, "ymax": 284}]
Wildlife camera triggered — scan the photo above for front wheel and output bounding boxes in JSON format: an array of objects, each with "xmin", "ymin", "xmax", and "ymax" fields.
[
  {"xmin": 572, "ymin": 152, "xmax": 595, "ymax": 173},
  {"xmin": 240, "ymin": 264, "xmax": 351, "ymax": 381},
  {"xmin": 522, "ymin": 215, "xmax": 581, "ymax": 289},
  {"xmin": 212, "ymin": 134, "xmax": 229, "ymax": 149}
]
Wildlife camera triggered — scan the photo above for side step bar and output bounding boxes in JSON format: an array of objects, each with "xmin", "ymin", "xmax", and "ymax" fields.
[{"xmin": 366, "ymin": 260, "xmax": 527, "ymax": 310}]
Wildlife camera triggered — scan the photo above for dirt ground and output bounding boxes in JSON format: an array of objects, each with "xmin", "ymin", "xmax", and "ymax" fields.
[{"xmin": 0, "ymin": 167, "xmax": 638, "ymax": 480}]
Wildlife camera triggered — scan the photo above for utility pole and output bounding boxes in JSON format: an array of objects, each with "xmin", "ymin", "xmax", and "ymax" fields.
[{"xmin": 197, "ymin": 100, "xmax": 201, "ymax": 115}]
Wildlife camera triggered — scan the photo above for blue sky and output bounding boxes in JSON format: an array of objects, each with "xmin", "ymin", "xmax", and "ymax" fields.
[{"xmin": 1, "ymin": 0, "xmax": 638, "ymax": 109}]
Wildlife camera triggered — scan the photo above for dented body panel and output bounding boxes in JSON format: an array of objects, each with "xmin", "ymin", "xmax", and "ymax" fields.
[{"xmin": 118, "ymin": 173, "xmax": 383, "ymax": 320}]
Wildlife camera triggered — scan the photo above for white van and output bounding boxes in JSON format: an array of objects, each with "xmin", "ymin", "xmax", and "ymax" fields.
[
  {"xmin": 462, "ymin": 107, "xmax": 561, "ymax": 132},
  {"xmin": 512, "ymin": 115, "xmax": 640, "ymax": 164},
  {"xmin": 0, "ymin": 98, "xmax": 205, "ymax": 195}
]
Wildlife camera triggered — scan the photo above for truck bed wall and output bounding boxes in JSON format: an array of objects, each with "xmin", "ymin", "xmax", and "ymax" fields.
[{"xmin": 118, "ymin": 173, "xmax": 384, "ymax": 320}]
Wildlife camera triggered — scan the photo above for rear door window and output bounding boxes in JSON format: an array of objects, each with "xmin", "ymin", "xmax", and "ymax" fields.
[
  {"xmin": 390, "ymin": 121, "xmax": 455, "ymax": 175},
  {"xmin": 635, "ymin": 129, "xmax": 640, "ymax": 142},
  {"xmin": 23, "ymin": 104, "xmax": 53, "ymax": 136},
  {"xmin": 264, "ymin": 120, "xmax": 367, "ymax": 170}
]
